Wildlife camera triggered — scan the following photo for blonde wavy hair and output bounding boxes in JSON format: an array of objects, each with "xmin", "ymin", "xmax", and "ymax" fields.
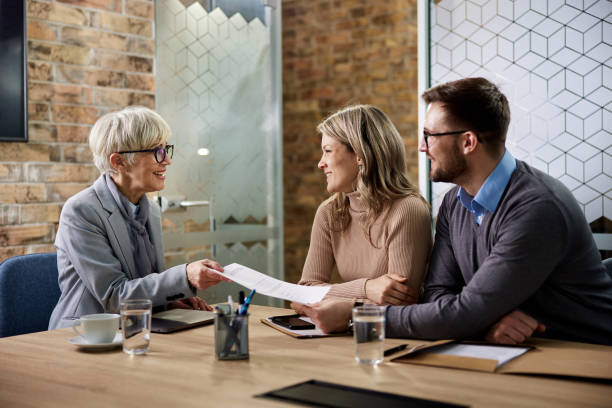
[{"xmin": 317, "ymin": 105, "xmax": 426, "ymax": 245}]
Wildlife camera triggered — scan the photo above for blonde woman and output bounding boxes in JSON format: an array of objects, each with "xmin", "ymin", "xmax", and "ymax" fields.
[{"xmin": 295, "ymin": 105, "xmax": 432, "ymax": 307}]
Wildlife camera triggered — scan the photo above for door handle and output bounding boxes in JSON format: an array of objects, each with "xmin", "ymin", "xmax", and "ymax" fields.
[
  {"xmin": 179, "ymin": 200, "xmax": 210, "ymax": 208},
  {"xmin": 158, "ymin": 196, "xmax": 210, "ymax": 212}
]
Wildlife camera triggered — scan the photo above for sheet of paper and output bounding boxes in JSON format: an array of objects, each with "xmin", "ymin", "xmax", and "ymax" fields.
[
  {"xmin": 431, "ymin": 344, "xmax": 530, "ymax": 368},
  {"xmin": 214, "ymin": 263, "xmax": 330, "ymax": 304}
]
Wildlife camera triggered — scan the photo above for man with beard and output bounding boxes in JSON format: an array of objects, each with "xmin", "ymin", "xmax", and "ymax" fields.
[{"xmin": 294, "ymin": 77, "xmax": 612, "ymax": 345}]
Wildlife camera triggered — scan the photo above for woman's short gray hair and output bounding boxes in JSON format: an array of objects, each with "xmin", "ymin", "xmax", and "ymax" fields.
[{"xmin": 89, "ymin": 106, "xmax": 171, "ymax": 174}]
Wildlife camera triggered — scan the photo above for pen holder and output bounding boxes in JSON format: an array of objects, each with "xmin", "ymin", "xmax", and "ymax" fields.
[{"xmin": 214, "ymin": 312, "xmax": 249, "ymax": 360}]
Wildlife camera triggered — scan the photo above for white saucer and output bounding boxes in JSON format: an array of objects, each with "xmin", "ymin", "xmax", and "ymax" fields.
[{"xmin": 69, "ymin": 333, "xmax": 122, "ymax": 350}]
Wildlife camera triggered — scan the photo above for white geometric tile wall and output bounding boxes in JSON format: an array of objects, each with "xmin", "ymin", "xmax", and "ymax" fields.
[
  {"xmin": 429, "ymin": 0, "xmax": 611, "ymax": 224},
  {"xmin": 157, "ymin": 0, "xmax": 273, "ymax": 224}
]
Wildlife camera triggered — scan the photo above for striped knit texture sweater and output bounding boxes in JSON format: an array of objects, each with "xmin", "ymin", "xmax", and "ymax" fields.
[{"xmin": 299, "ymin": 192, "xmax": 433, "ymax": 301}]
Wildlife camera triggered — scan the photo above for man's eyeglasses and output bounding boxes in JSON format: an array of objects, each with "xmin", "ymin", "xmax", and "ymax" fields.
[
  {"xmin": 117, "ymin": 145, "xmax": 174, "ymax": 163},
  {"xmin": 423, "ymin": 130, "xmax": 482, "ymax": 149}
]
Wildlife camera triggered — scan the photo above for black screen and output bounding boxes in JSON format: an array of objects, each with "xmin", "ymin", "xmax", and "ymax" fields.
[{"xmin": 0, "ymin": 0, "xmax": 27, "ymax": 142}]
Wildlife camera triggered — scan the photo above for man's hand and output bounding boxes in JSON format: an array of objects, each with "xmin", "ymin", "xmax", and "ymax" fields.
[
  {"xmin": 291, "ymin": 299, "xmax": 353, "ymax": 333},
  {"xmin": 186, "ymin": 259, "xmax": 230, "ymax": 290},
  {"xmin": 170, "ymin": 297, "xmax": 212, "ymax": 311},
  {"xmin": 365, "ymin": 273, "xmax": 418, "ymax": 305},
  {"xmin": 485, "ymin": 310, "xmax": 546, "ymax": 344}
]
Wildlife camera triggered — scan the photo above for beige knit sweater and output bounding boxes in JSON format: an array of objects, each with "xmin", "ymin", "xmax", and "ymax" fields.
[{"xmin": 298, "ymin": 192, "xmax": 433, "ymax": 301}]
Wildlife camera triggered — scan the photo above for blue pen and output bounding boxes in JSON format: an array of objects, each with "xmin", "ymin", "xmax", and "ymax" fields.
[{"xmin": 239, "ymin": 289, "xmax": 255, "ymax": 315}]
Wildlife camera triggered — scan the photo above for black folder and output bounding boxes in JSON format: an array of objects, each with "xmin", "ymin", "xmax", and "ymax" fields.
[{"xmin": 256, "ymin": 379, "xmax": 468, "ymax": 408}]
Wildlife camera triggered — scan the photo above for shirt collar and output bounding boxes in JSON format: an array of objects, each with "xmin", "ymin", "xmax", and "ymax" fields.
[
  {"xmin": 126, "ymin": 199, "xmax": 139, "ymax": 218},
  {"xmin": 457, "ymin": 149, "xmax": 516, "ymax": 214}
]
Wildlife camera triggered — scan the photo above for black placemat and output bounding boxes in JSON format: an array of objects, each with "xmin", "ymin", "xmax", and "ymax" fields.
[{"xmin": 256, "ymin": 379, "xmax": 468, "ymax": 408}]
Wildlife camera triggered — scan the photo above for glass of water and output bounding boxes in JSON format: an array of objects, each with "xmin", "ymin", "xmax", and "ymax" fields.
[
  {"xmin": 352, "ymin": 305, "xmax": 386, "ymax": 365},
  {"xmin": 120, "ymin": 299, "xmax": 152, "ymax": 355}
]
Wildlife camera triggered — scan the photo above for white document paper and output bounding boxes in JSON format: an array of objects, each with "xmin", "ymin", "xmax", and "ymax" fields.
[
  {"xmin": 214, "ymin": 263, "xmax": 330, "ymax": 305},
  {"xmin": 431, "ymin": 344, "xmax": 530, "ymax": 368}
]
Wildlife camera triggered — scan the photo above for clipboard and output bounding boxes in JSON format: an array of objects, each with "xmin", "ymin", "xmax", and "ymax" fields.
[
  {"xmin": 497, "ymin": 339, "xmax": 612, "ymax": 380},
  {"xmin": 151, "ymin": 309, "xmax": 215, "ymax": 333},
  {"xmin": 391, "ymin": 339, "xmax": 612, "ymax": 381},
  {"xmin": 391, "ymin": 340, "xmax": 533, "ymax": 373},
  {"xmin": 261, "ymin": 315, "xmax": 350, "ymax": 339}
]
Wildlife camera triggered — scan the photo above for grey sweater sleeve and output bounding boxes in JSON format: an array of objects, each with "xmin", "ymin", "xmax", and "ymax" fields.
[{"xmin": 386, "ymin": 197, "xmax": 568, "ymax": 340}]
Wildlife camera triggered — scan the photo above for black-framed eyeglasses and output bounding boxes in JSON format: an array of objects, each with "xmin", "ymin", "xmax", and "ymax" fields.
[
  {"xmin": 423, "ymin": 130, "xmax": 482, "ymax": 149},
  {"xmin": 117, "ymin": 145, "xmax": 174, "ymax": 163}
]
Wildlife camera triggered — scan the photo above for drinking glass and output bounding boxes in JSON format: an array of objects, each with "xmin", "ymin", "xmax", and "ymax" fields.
[
  {"xmin": 120, "ymin": 299, "xmax": 152, "ymax": 355},
  {"xmin": 352, "ymin": 305, "xmax": 386, "ymax": 365}
]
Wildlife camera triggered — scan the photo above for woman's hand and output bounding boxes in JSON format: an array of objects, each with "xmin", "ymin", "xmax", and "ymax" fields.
[
  {"xmin": 295, "ymin": 299, "xmax": 353, "ymax": 334},
  {"xmin": 186, "ymin": 259, "xmax": 231, "ymax": 290},
  {"xmin": 291, "ymin": 301, "xmax": 308, "ymax": 315},
  {"xmin": 170, "ymin": 297, "xmax": 212, "ymax": 311},
  {"xmin": 365, "ymin": 273, "xmax": 418, "ymax": 305}
]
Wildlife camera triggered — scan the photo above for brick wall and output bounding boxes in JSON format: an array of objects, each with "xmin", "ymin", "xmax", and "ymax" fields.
[
  {"xmin": 282, "ymin": 0, "xmax": 420, "ymax": 284},
  {"xmin": 0, "ymin": 0, "xmax": 155, "ymax": 261},
  {"xmin": 0, "ymin": 0, "xmax": 421, "ymax": 275}
]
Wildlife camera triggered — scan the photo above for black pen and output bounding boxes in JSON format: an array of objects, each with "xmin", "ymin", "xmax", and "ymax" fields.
[
  {"xmin": 238, "ymin": 291, "xmax": 245, "ymax": 314},
  {"xmin": 384, "ymin": 344, "xmax": 408, "ymax": 357}
]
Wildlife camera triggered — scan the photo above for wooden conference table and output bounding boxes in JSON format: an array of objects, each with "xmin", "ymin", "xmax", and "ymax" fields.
[{"xmin": 0, "ymin": 305, "xmax": 610, "ymax": 408}]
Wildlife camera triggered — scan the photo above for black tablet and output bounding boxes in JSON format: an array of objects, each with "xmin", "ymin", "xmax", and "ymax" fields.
[{"xmin": 270, "ymin": 314, "xmax": 315, "ymax": 330}]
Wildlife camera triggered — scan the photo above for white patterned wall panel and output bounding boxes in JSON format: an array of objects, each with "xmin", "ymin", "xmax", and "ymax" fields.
[
  {"xmin": 156, "ymin": 0, "xmax": 283, "ymax": 302},
  {"xmin": 430, "ymin": 0, "xmax": 612, "ymax": 224},
  {"xmin": 157, "ymin": 1, "xmax": 273, "ymax": 224}
]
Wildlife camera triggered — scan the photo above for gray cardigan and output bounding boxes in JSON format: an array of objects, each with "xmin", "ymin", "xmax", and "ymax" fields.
[
  {"xmin": 386, "ymin": 160, "xmax": 612, "ymax": 345},
  {"xmin": 49, "ymin": 176, "xmax": 195, "ymax": 329}
]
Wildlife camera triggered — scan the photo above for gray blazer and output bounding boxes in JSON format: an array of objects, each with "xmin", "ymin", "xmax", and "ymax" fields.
[{"xmin": 49, "ymin": 176, "xmax": 195, "ymax": 329}]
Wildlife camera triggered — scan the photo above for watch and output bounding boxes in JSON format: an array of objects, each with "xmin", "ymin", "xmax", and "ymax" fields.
[{"xmin": 347, "ymin": 301, "xmax": 364, "ymax": 334}]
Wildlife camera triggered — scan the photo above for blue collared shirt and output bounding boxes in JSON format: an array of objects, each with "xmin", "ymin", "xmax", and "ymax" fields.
[
  {"xmin": 126, "ymin": 199, "xmax": 139, "ymax": 218},
  {"xmin": 457, "ymin": 150, "xmax": 516, "ymax": 225}
]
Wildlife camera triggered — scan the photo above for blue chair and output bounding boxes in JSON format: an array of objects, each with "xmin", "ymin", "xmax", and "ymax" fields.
[{"xmin": 0, "ymin": 253, "xmax": 60, "ymax": 337}]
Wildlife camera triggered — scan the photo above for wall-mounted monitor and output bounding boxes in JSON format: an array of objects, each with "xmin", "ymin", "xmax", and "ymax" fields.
[{"xmin": 0, "ymin": 0, "xmax": 27, "ymax": 142}]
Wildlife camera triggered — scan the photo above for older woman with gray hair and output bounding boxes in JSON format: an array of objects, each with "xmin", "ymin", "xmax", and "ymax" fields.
[{"xmin": 49, "ymin": 106, "xmax": 229, "ymax": 330}]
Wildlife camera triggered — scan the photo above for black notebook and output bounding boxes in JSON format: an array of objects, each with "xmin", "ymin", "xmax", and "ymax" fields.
[{"xmin": 256, "ymin": 379, "xmax": 468, "ymax": 408}]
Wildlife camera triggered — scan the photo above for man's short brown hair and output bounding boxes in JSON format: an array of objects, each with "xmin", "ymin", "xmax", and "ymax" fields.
[{"xmin": 422, "ymin": 77, "xmax": 510, "ymax": 149}]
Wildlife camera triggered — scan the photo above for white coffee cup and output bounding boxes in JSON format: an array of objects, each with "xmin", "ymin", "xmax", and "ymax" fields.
[{"xmin": 72, "ymin": 313, "xmax": 120, "ymax": 344}]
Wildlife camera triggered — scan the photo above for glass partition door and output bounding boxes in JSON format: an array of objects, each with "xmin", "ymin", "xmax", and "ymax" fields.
[{"xmin": 156, "ymin": 0, "xmax": 283, "ymax": 305}]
